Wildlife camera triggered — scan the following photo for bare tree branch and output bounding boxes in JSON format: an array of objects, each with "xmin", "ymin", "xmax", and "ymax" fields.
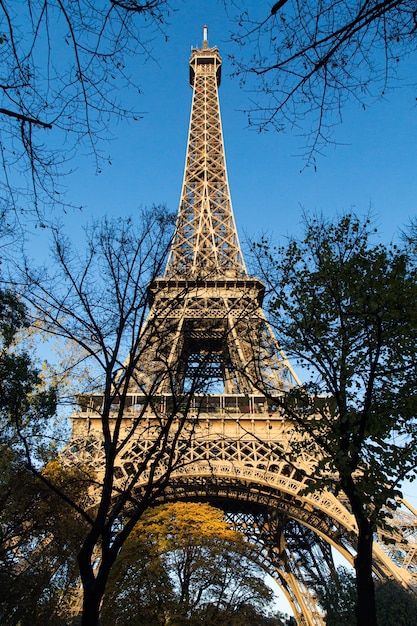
[
  {"xmin": 0, "ymin": 0, "xmax": 172, "ymax": 220},
  {"xmin": 229, "ymin": 0, "xmax": 417, "ymax": 166},
  {"xmin": 0, "ymin": 107, "xmax": 52, "ymax": 128}
]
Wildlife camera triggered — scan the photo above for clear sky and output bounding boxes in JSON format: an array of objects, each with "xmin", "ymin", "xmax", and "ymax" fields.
[
  {"xmin": 23, "ymin": 3, "xmax": 417, "ymax": 611},
  {"xmin": 46, "ymin": 1, "xmax": 417, "ymax": 253}
]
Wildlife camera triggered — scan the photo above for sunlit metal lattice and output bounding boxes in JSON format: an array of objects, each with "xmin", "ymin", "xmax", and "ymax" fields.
[{"xmin": 68, "ymin": 29, "xmax": 417, "ymax": 626}]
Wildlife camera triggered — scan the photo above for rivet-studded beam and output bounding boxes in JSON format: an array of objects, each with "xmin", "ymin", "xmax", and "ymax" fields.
[{"xmin": 132, "ymin": 31, "xmax": 300, "ymax": 395}]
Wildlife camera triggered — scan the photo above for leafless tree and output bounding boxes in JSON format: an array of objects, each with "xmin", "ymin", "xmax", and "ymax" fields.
[
  {"xmin": 0, "ymin": 1, "xmax": 173, "ymax": 220},
  {"xmin": 228, "ymin": 0, "xmax": 417, "ymax": 166},
  {"xmin": 13, "ymin": 207, "xmax": 216, "ymax": 625}
]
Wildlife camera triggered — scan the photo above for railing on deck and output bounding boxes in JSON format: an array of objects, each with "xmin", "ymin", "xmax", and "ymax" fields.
[{"xmin": 75, "ymin": 393, "xmax": 284, "ymax": 417}]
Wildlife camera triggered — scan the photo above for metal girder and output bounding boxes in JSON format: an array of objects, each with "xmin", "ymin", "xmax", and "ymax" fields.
[{"xmin": 67, "ymin": 28, "xmax": 417, "ymax": 626}]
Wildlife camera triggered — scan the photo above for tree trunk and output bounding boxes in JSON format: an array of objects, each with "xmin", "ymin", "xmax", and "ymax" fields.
[
  {"xmin": 81, "ymin": 582, "xmax": 103, "ymax": 626},
  {"xmin": 354, "ymin": 517, "xmax": 376, "ymax": 626},
  {"xmin": 78, "ymin": 541, "xmax": 108, "ymax": 626}
]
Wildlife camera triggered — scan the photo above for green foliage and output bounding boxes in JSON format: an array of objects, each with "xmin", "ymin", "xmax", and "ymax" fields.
[
  {"xmin": 190, "ymin": 603, "xmax": 292, "ymax": 625},
  {"xmin": 318, "ymin": 567, "xmax": 417, "ymax": 626},
  {"xmin": 101, "ymin": 502, "xmax": 280, "ymax": 625},
  {"xmin": 0, "ymin": 456, "xmax": 88, "ymax": 625},
  {"xmin": 375, "ymin": 580, "xmax": 417, "ymax": 625},
  {"xmin": 0, "ymin": 288, "xmax": 58, "ymax": 462},
  {"xmin": 259, "ymin": 214, "xmax": 417, "ymax": 519},
  {"xmin": 254, "ymin": 213, "xmax": 417, "ymax": 624},
  {"xmin": 0, "ymin": 288, "xmax": 85, "ymax": 624},
  {"xmin": 317, "ymin": 566, "xmax": 357, "ymax": 626},
  {"xmin": 0, "ymin": 288, "xmax": 28, "ymax": 347}
]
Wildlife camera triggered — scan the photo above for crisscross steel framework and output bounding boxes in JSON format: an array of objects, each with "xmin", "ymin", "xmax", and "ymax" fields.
[{"xmin": 68, "ymin": 29, "xmax": 417, "ymax": 626}]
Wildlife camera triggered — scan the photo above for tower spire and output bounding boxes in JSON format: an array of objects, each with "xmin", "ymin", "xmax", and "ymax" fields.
[
  {"xmin": 165, "ymin": 27, "xmax": 246, "ymax": 279},
  {"xmin": 202, "ymin": 24, "xmax": 208, "ymax": 49}
]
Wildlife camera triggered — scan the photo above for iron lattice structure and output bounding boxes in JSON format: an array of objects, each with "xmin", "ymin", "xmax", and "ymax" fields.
[
  {"xmin": 68, "ymin": 28, "xmax": 417, "ymax": 625},
  {"xmin": 165, "ymin": 33, "xmax": 244, "ymax": 279}
]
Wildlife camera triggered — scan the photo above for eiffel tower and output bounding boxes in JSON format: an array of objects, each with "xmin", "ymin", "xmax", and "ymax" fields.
[{"xmin": 69, "ymin": 27, "xmax": 417, "ymax": 625}]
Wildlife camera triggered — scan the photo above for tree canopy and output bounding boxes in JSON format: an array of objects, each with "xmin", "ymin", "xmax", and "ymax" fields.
[
  {"xmin": 0, "ymin": 288, "xmax": 83, "ymax": 625},
  {"xmin": 318, "ymin": 566, "xmax": 417, "ymax": 626},
  {"xmin": 0, "ymin": 288, "xmax": 58, "ymax": 465},
  {"xmin": 102, "ymin": 501, "xmax": 287, "ymax": 625},
  {"xmin": 253, "ymin": 213, "xmax": 417, "ymax": 625},
  {"xmin": 13, "ymin": 210, "xmax": 229, "ymax": 625}
]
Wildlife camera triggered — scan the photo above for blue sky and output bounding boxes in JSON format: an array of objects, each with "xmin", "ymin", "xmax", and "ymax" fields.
[
  {"xmin": 25, "ymin": 4, "xmax": 416, "ymax": 443},
  {"xmin": 46, "ymin": 1, "xmax": 417, "ymax": 258}
]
